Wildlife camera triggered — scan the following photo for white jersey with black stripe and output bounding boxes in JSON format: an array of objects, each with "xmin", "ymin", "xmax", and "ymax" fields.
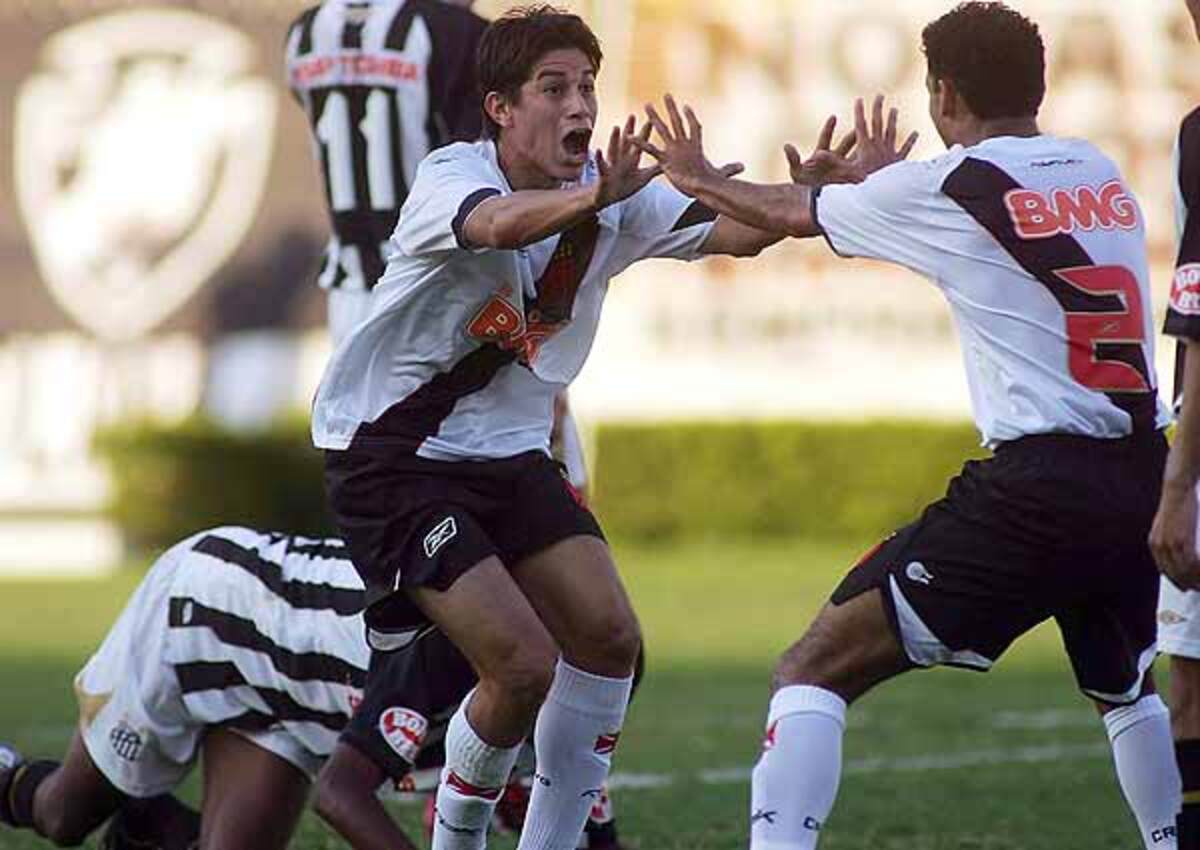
[
  {"xmin": 815, "ymin": 134, "xmax": 1170, "ymax": 447},
  {"xmin": 311, "ymin": 140, "xmax": 719, "ymax": 458},
  {"xmin": 163, "ymin": 526, "xmax": 368, "ymax": 761},
  {"xmin": 286, "ymin": 0, "xmax": 486, "ymax": 292}
]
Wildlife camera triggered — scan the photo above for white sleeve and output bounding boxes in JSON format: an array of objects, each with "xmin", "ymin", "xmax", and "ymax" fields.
[
  {"xmin": 813, "ymin": 159, "xmax": 946, "ymax": 278},
  {"xmin": 395, "ymin": 150, "xmax": 505, "ymax": 257},
  {"xmin": 613, "ymin": 179, "xmax": 718, "ymax": 266}
]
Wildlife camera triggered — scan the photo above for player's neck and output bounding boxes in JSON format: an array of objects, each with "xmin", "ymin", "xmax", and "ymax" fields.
[
  {"xmin": 495, "ymin": 137, "xmax": 560, "ymax": 192},
  {"xmin": 956, "ymin": 117, "xmax": 1041, "ymax": 148}
]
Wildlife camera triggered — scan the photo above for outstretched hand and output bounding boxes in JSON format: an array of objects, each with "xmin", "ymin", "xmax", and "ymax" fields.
[
  {"xmin": 630, "ymin": 95, "xmax": 744, "ymax": 196},
  {"xmin": 851, "ymin": 95, "xmax": 919, "ymax": 178},
  {"xmin": 592, "ymin": 115, "xmax": 664, "ymax": 210},
  {"xmin": 784, "ymin": 115, "xmax": 860, "ymax": 187}
]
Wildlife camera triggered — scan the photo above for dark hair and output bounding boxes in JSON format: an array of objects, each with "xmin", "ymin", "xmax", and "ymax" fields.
[
  {"xmin": 476, "ymin": 5, "xmax": 603, "ymax": 139},
  {"xmin": 922, "ymin": 2, "xmax": 1045, "ymax": 120}
]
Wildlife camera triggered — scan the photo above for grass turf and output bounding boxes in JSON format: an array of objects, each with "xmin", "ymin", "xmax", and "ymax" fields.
[{"xmin": 0, "ymin": 537, "xmax": 1156, "ymax": 849}]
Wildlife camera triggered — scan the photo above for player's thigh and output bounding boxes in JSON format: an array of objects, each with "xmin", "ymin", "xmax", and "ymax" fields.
[
  {"xmin": 511, "ymin": 535, "xmax": 640, "ymax": 677},
  {"xmin": 1170, "ymin": 656, "xmax": 1200, "ymax": 739},
  {"xmin": 775, "ymin": 589, "xmax": 911, "ymax": 704},
  {"xmin": 199, "ymin": 728, "xmax": 310, "ymax": 850},
  {"xmin": 407, "ymin": 555, "xmax": 558, "ymax": 687},
  {"xmin": 33, "ymin": 730, "xmax": 127, "ymax": 842}
]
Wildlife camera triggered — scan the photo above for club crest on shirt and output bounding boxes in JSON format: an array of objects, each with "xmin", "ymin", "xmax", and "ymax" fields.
[
  {"xmin": 14, "ymin": 9, "xmax": 276, "ymax": 340},
  {"xmin": 1159, "ymin": 609, "xmax": 1188, "ymax": 626},
  {"xmin": 1170, "ymin": 264, "xmax": 1200, "ymax": 316},
  {"xmin": 379, "ymin": 707, "xmax": 428, "ymax": 763}
]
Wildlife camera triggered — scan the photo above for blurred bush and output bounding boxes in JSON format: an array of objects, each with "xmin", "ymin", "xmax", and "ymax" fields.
[
  {"xmin": 590, "ymin": 420, "xmax": 984, "ymax": 543},
  {"xmin": 96, "ymin": 417, "xmax": 984, "ymax": 551},
  {"xmin": 94, "ymin": 416, "xmax": 334, "ymax": 551}
]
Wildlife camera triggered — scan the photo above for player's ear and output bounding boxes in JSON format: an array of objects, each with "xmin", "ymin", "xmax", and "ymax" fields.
[{"xmin": 484, "ymin": 91, "xmax": 514, "ymax": 133}]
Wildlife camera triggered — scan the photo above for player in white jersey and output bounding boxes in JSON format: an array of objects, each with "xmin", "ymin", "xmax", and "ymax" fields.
[
  {"xmin": 312, "ymin": 7, "xmax": 783, "ymax": 850},
  {"xmin": 636, "ymin": 3, "xmax": 1181, "ymax": 848},
  {"xmin": 1149, "ymin": 3, "xmax": 1200, "ymax": 846}
]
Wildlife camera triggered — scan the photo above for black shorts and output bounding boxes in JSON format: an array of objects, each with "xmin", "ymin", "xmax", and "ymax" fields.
[
  {"xmin": 341, "ymin": 628, "xmax": 477, "ymax": 783},
  {"xmin": 832, "ymin": 431, "xmax": 1167, "ymax": 705},
  {"xmin": 325, "ymin": 446, "xmax": 604, "ymax": 646}
]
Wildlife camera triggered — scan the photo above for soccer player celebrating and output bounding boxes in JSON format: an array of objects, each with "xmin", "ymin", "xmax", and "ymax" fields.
[
  {"xmin": 636, "ymin": 2, "xmax": 1182, "ymax": 848},
  {"xmin": 1150, "ymin": 2, "xmax": 1200, "ymax": 846},
  {"xmin": 311, "ymin": 6, "xmax": 782, "ymax": 850}
]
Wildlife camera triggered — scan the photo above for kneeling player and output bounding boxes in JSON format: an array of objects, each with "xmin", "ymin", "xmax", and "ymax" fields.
[{"xmin": 0, "ymin": 526, "xmax": 632, "ymax": 850}]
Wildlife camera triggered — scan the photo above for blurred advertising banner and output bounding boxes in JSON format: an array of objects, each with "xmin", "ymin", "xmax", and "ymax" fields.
[
  {"xmin": 0, "ymin": 0, "xmax": 1193, "ymax": 569},
  {"xmin": 574, "ymin": 0, "xmax": 1199, "ymax": 421}
]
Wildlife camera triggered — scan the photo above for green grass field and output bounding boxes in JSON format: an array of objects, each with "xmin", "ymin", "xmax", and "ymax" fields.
[{"xmin": 0, "ymin": 537, "xmax": 1159, "ymax": 849}]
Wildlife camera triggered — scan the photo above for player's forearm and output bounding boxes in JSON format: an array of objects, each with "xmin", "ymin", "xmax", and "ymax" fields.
[
  {"xmin": 686, "ymin": 173, "xmax": 818, "ymax": 239},
  {"xmin": 1164, "ymin": 342, "xmax": 1200, "ymax": 497},
  {"xmin": 314, "ymin": 746, "xmax": 418, "ymax": 850},
  {"xmin": 465, "ymin": 185, "xmax": 597, "ymax": 250}
]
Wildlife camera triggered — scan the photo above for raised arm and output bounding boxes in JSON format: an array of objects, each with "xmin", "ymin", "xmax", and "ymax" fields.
[
  {"xmin": 464, "ymin": 118, "xmax": 663, "ymax": 250},
  {"xmin": 635, "ymin": 95, "xmax": 916, "ymax": 241}
]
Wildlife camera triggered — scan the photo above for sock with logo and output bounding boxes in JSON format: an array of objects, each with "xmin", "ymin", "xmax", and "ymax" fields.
[
  {"xmin": 750, "ymin": 685, "xmax": 846, "ymax": 850},
  {"xmin": 433, "ymin": 697, "xmax": 522, "ymax": 850},
  {"xmin": 0, "ymin": 760, "xmax": 58, "ymax": 830},
  {"xmin": 517, "ymin": 660, "xmax": 632, "ymax": 850},
  {"xmin": 1103, "ymin": 694, "xmax": 1182, "ymax": 849},
  {"xmin": 579, "ymin": 784, "xmax": 618, "ymax": 849},
  {"xmin": 1176, "ymin": 739, "xmax": 1200, "ymax": 849}
]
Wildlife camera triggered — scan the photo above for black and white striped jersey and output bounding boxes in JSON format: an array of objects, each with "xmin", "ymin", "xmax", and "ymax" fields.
[
  {"xmin": 164, "ymin": 526, "xmax": 368, "ymax": 762},
  {"xmin": 286, "ymin": 0, "xmax": 487, "ymax": 292}
]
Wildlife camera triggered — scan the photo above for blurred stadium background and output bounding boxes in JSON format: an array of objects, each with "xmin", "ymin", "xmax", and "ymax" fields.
[{"xmin": 0, "ymin": 1, "xmax": 1194, "ymax": 847}]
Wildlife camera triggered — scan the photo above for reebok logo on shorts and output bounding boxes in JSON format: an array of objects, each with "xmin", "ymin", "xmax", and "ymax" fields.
[
  {"xmin": 905, "ymin": 561, "xmax": 934, "ymax": 585},
  {"xmin": 423, "ymin": 517, "xmax": 458, "ymax": 558}
]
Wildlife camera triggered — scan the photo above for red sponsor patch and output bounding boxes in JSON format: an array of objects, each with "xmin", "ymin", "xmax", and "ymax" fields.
[
  {"xmin": 762, "ymin": 721, "xmax": 778, "ymax": 751},
  {"xmin": 467, "ymin": 294, "xmax": 524, "ymax": 344},
  {"xmin": 1004, "ymin": 180, "xmax": 1138, "ymax": 240},
  {"xmin": 379, "ymin": 707, "xmax": 428, "ymax": 764},
  {"xmin": 593, "ymin": 732, "xmax": 621, "ymax": 755},
  {"xmin": 1171, "ymin": 263, "xmax": 1200, "ymax": 316}
]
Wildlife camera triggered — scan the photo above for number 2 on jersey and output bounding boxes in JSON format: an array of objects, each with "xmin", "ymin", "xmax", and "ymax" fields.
[
  {"xmin": 1055, "ymin": 264, "xmax": 1150, "ymax": 393},
  {"xmin": 314, "ymin": 89, "xmax": 397, "ymax": 212}
]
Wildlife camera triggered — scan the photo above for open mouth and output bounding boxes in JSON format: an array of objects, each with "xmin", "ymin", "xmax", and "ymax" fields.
[{"xmin": 562, "ymin": 128, "xmax": 592, "ymax": 158}]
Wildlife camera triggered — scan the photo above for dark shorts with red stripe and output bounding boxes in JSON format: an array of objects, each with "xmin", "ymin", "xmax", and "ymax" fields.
[
  {"xmin": 832, "ymin": 431, "xmax": 1167, "ymax": 705},
  {"xmin": 325, "ymin": 446, "xmax": 604, "ymax": 648}
]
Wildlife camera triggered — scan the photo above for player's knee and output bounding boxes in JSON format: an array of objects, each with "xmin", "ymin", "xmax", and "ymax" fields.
[
  {"xmin": 495, "ymin": 645, "xmax": 557, "ymax": 710},
  {"xmin": 567, "ymin": 609, "xmax": 642, "ymax": 676}
]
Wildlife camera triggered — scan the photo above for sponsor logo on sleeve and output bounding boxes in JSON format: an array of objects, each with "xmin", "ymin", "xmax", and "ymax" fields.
[
  {"xmin": 1170, "ymin": 264, "xmax": 1200, "ymax": 316},
  {"xmin": 379, "ymin": 706, "xmax": 428, "ymax": 764},
  {"xmin": 423, "ymin": 517, "xmax": 458, "ymax": 558}
]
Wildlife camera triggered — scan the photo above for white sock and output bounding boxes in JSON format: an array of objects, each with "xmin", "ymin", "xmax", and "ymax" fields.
[
  {"xmin": 516, "ymin": 659, "xmax": 633, "ymax": 850},
  {"xmin": 433, "ymin": 696, "xmax": 523, "ymax": 850},
  {"xmin": 749, "ymin": 685, "xmax": 847, "ymax": 850},
  {"xmin": 1103, "ymin": 694, "xmax": 1182, "ymax": 850}
]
